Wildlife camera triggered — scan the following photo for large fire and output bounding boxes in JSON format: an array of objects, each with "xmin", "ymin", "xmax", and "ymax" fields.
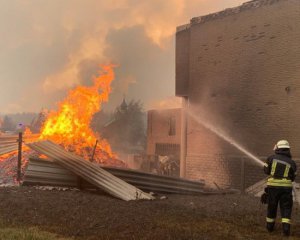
[{"xmin": 40, "ymin": 65, "xmax": 116, "ymax": 162}]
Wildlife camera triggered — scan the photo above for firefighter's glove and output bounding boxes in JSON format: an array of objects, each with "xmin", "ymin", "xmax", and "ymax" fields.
[
  {"xmin": 261, "ymin": 188, "xmax": 269, "ymax": 204},
  {"xmin": 261, "ymin": 192, "xmax": 268, "ymax": 204}
]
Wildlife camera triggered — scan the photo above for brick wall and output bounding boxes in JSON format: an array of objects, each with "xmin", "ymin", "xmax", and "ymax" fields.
[
  {"xmin": 147, "ymin": 108, "xmax": 182, "ymax": 155},
  {"xmin": 176, "ymin": 27, "xmax": 190, "ymax": 96},
  {"xmin": 186, "ymin": 154, "xmax": 266, "ymax": 190},
  {"xmin": 176, "ymin": 0, "xmax": 300, "ymax": 188}
]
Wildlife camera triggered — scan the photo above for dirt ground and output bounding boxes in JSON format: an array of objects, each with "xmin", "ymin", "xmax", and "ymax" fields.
[{"xmin": 1, "ymin": 187, "xmax": 300, "ymax": 240}]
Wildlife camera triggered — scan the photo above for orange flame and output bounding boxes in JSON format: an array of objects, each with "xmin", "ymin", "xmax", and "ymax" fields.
[
  {"xmin": 40, "ymin": 65, "xmax": 115, "ymax": 161},
  {"xmin": 24, "ymin": 127, "xmax": 32, "ymax": 136}
]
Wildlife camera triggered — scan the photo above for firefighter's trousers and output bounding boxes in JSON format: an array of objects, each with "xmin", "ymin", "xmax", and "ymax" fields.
[{"xmin": 266, "ymin": 187, "xmax": 293, "ymax": 227}]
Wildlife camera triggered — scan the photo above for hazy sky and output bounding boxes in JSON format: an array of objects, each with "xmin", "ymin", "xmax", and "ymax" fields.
[{"xmin": 0, "ymin": 0, "xmax": 243, "ymax": 113}]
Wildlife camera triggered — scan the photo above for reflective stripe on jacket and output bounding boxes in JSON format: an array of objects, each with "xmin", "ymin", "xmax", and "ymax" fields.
[
  {"xmin": 267, "ymin": 177, "xmax": 292, "ymax": 187},
  {"xmin": 264, "ymin": 150, "xmax": 296, "ymax": 188}
]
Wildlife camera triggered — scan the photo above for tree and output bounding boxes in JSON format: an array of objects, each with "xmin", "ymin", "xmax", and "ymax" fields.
[
  {"xmin": 90, "ymin": 110, "xmax": 110, "ymax": 134},
  {"xmin": 102, "ymin": 99, "xmax": 146, "ymax": 153},
  {"xmin": 30, "ymin": 109, "xmax": 48, "ymax": 133},
  {"xmin": 1, "ymin": 116, "xmax": 15, "ymax": 132}
]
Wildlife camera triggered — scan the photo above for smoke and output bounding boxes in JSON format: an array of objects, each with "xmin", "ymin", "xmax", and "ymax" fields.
[
  {"xmin": 0, "ymin": 0, "xmax": 242, "ymax": 113},
  {"xmin": 148, "ymin": 96, "xmax": 182, "ymax": 110}
]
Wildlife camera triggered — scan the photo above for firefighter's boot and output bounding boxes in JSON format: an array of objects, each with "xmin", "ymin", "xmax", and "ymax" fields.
[
  {"xmin": 267, "ymin": 222, "xmax": 275, "ymax": 232},
  {"xmin": 282, "ymin": 223, "xmax": 290, "ymax": 237}
]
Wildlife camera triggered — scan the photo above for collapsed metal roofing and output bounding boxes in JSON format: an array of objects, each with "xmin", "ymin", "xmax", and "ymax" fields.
[
  {"xmin": 26, "ymin": 140, "xmax": 154, "ymax": 201},
  {"xmin": 24, "ymin": 157, "xmax": 209, "ymax": 195},
  {"xmin": 0, "ymin": 134, "xmax": 39, "ymax": 156}
]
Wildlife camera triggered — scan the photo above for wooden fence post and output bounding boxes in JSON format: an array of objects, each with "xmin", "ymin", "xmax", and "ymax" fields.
[{"xmin": 17, "ymin": 131, "xmax": 23, "ymax": 182}]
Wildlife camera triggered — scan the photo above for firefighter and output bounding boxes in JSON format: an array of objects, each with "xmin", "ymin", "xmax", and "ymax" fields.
[{"xmin": 263, "ymin": 140, "xmax": 297, "ymax": 236}]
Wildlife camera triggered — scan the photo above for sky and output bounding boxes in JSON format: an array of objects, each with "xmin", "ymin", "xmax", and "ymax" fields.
[{"xmin": 0, "ymin": 0, "xmax": 244, "ymax": 114}]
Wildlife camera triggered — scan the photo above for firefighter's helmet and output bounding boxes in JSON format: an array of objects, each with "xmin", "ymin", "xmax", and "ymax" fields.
[{"xmin": 273, "ymin": 140, "xmax": 290, "ymax": 150}]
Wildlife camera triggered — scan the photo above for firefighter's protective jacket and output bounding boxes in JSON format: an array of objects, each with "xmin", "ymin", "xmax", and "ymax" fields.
[{"xmin": 264, "ymin": 149, "xmax": 297, "ymax": 187}]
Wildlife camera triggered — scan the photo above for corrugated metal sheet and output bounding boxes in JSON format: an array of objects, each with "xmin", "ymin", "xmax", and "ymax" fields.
[
  {"xmin": 245, "ymin": 178, "xmax": 300, "ymax": 205},
  {"xmin": 245, "ymin": 178, "xmax": 266, "ymax": 197},
  {"xmin": 26, "ymin": 140, "xmax": 154, "ymax": 201},
  {"xmin": 0, "ymin": 134, "xmax": 39, "ymax": 156},
  {"xmin": 24, "ymin": 158, "xmax": 238, "ymax": 195},
  {"xmin": 24, "ymin": 158, "xmax": 206, "ymax": 194},
  {"xmin": 103, "ymin": 167, "xmax": 205, "ymax": 194},
  {"xmin": 0, "ymin": 144, "xmax": 18, "ymax": 155},
  {"xmin": 24, "ymin": 158, "xmax": 79, "ymax": 187}
]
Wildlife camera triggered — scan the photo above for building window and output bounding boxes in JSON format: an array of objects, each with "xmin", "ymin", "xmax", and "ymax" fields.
[
  {"xmin": 155, "ymin": 143, "xmax": 180, "ymax": 156},
  {"xmin": 168, "ymin": 116, "xmax": 176, "ymax": 136}
]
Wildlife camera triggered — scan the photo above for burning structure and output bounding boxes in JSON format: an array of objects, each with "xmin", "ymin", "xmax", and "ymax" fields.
[
  {"xmin": 147, "ymin": 108, "xmax": 182, "ymax": 176},
  {"xmin": 39, "ymin": 65, "xmax": 122, "ymax": 165},
  {"xmin": 0, "ymin": 65, "xmax": 125, "ymax": 184},
  {"xmin": 176, "ymin": 0, "xmax": 300, "ymax": 189}
]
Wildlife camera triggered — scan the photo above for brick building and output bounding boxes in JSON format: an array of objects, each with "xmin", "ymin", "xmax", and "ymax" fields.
[
  {"xmin": 147, "ymin": 108, "xmax": 182, "ymax": 175},
  {"xmin": 147, "ymin": 108, "xmax": 182, "ymax": 156},
  {"xmin": 176, "ymin": 0, "xmax": 300, "ymax": 189}
]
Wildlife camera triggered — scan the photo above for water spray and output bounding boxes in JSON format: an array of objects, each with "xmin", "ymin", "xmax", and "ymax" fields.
[
  {"xmin": 186, "ymin": 107, "xmax": 300, "ymax": 205},
  {"xmin": 186, "ymin": 108, "xmax": 264, "ymax": 167}
]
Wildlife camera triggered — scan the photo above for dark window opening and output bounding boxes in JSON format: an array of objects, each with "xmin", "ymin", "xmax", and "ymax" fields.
[
  {"xmin": 155, "ymin": 143, "xmax": 180, "ymax": 156},
  {"xmin": 168, "ymin": 117, "xmax": 176, "ymax": 136}
]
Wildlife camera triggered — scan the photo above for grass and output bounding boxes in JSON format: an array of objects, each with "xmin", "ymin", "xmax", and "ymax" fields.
[
  {"xmin": 155, "ymin": 215, "xmax": 300, "ymax": 240},
  {"xmin": 0, "ymin": 220, "xmax": 72, "ymax": 240},
  {"xmin": 1, "ymin": 213, "xmax": 300, "ymax": 240}
]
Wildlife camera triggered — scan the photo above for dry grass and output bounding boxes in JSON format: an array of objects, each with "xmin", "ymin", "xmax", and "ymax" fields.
[
  {"xmin": 1, "ymin": 187, "xmax": 300, "ymax": 239},
  {"xmin": 155, "ymin": 216, "xmax": 300, "ymax": 240},
  {"xmin": 0, "ymin": 221, "xmax": 72, "ymax": 240}
]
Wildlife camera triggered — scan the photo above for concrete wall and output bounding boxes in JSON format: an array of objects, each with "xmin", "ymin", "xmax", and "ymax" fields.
[{"xmin": 176, "ymin": 0, "xmax": 300, "ymax": 188}]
